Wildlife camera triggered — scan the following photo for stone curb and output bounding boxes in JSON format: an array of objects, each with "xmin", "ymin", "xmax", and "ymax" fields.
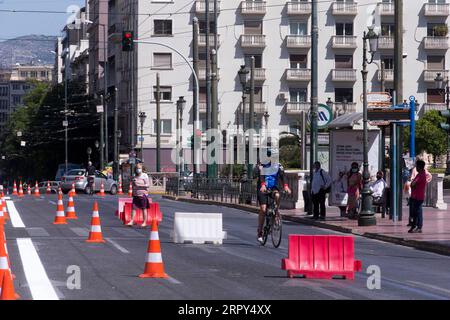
[{"xmin": 162, "ymin": 195, "xmax": 450, "ymax": 257}]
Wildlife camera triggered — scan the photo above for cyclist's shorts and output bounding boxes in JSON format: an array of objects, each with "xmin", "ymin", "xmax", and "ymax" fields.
[{"xmin": 257, "ymin": 187, "xmax": 279, "ymax": 205}]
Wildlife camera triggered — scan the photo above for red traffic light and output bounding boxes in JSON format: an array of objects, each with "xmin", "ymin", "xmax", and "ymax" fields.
[{"xmin": 124, "ymin": 32, "xmax": 132, "ymax": 39}]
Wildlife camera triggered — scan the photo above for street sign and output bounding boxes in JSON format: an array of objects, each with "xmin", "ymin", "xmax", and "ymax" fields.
[
  {"xmin": 307, "ymin": 104, "xmax": 333, "ymax": 129},
  {"xmin": 362, "ymin": 92, "xmax": 392, "ymax": 105},
  {"xmin": 368, "ymin": 108, "xmax": 410, "ymax": 121},
  {"xmin": 138, "ymin": 136, "xmax": 144, "ymax": 142},
  {"xmin": 96, "ymin": 105, "xmax": 104, "ymax": 113},
  {"xmin": 63, "ymin": 120, "xmax": 68, "ymax": 127},
  {"xmin": 369, "ymin": 120, "xmax": 391, "ymax": 127}
]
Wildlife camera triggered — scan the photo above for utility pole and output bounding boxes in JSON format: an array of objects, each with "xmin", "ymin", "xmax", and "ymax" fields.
[
  {"xmin": 64, "ymin": 30, "xmax": 69, "ymax": 175},
  {"xmin": 211, "ymin": 49, "xmax": 218, "ymax": 177},
  {"xmin": 114, "ymin": 87, "xmax": 119, "ymax": 180},
  {"xmin": 248, "ymin": 56, "xmax": 255, "ymax": 175},
  {"xmin": 156, "ymin": 73, "xmax": 161, "ymax": 173},
  {"xmin": 103, "ymin": 25, "xmax": 109, "ymax": 166},
  {"xmin": 206, "ymin": 0, "xmax": 212, "ymax": 177},
  {"xmin": 309, "ymin": 0, "xmax": 319, "ymax": 215},
  {"xmin": 193, "ymin": 18, "xmax": 200, "ymax": 176},
  {"xmin": 99, "ymin": 95, "xmax": 105, "ymax": 171},
  {"xmin": 380, "ymin": 61, "xmax": 386, "ymax": 174}
]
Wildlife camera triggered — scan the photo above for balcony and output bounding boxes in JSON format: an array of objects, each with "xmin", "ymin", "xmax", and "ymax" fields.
[
  {"xmin": 197, "ymin": 67, "xmax": 221, "ymax": 81},
  {"xmin": 423, "ymin": 37, "xmax": 449, "ymax": 50},
  {"xmin": 286, "ymin": 35, "xmax": 311, "ymax": 49},
  {"xmin": 285, "ymin": 68, "xmax": 312, "ymax": 82},
  {"xmin": 286, "ymin": 1, "xmax": 312, "ymax": 15},
  {"xmin": 334, "ymin": 102, "xmax": 357, "ymax": 114},
  {"xmin": 379, "ymin": 2, "xmax": 394, "ymax": 16},
  {"xmin": 198, "ymin": 34, "xmax": 220, "ymax": 47},
  {"xmin": 195, "ymin": 1, "xmax": 221, "ymax": 14},
  {"xmin": 240, "ymin": 101, "xmax": 267, "ymax": 114},
  {"xmin": 378, "ymin": 36, "xmax": 394, "ymax": 50},
  {"xmin": 424, "ymin": 70, "xmax": 449, "ymax": 82},
  {"xmin": 241, "ymin": 1, "xmax": 266, "ymax": 15},
  {"xmin": 253, "ymin": 68, "xmax": 266, "ymax": 81},
  {"xmin": 332, "ymin": 1, "xmax": 358, "ymax": 16},
  {"xmin": 199, "ymin": 102, "xmax": 207, "ymax": 113},
  {"xmin": 377, "ymin": 69, "xmax": 394, "ymax": 82},
  {"xmin": 240, "ymin": 34, "xmax": 266, "ymax": 49},
  {"xmin": 424, "ymin": 3, "xmax": 450, "ymax": 17},
  {"xmin": 423, "ymin": 103, "xmax": 447, "ymax": 112},
  {"xmin": 332, "ymin": 69, "xmax": 357, "ymax": 82},
  {"xmin": 286, "ymin": 102, "xmax": 310, "ymax": 114},
  {"xmin": 332, "ymin": 35, "xmax": 357, "ymax": 49}
]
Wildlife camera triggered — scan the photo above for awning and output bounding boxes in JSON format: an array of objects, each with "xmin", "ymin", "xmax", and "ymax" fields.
[{"xmin": 328, "ymin": 112, "xmax": 363, "ymax": 129}]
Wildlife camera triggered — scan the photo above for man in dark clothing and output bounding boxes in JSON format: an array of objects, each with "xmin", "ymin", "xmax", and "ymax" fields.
[{"xmin": 86, "ymin": 161, "xmax": 96, "ymax": 195}]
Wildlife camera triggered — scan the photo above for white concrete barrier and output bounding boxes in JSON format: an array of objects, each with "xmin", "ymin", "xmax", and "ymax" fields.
[{"xmin": 173, "ymin": 212, "xmax": 227, "ymax": 244}]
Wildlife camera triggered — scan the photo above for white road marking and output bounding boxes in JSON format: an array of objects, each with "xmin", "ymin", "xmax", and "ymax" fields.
[
  {"xmin": 407, "ymin": 281, "xmax": 450, "ymax": 296},
  {"xmin": 105, "ymin": 238, "xmax": 130, "ymax": 254},
  {"xmin": 70, "ymin": 227, "xmax": 89, "ymax": 237},
  {"xmin": 26, "ymin": 227, "xmax": 50, "ymax": 237},
  {"xmin": 167, "ymin": 276, "xmax": 182, "ymax": 285},
  {"xmin": 5, "ymin": 200, "xmax": 26, "ymax": 228},
  {"xmin": 48, "ymin": 200, "xmax": 56, "ymax": 205},
  {"xmin": 16, "ymin": 238, "xmax": 59, "ymax": 300}
]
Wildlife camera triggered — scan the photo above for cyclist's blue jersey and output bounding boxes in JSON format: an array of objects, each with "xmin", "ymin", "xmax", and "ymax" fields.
[{"xmin": 261, "ymin": 162, "xmax": 283, "ymax": 189}]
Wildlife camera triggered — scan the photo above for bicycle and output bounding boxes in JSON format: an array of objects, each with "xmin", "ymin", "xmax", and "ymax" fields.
[{"xmin": 260, "ymin": 190, "xmax": 283, "ymax": 248}]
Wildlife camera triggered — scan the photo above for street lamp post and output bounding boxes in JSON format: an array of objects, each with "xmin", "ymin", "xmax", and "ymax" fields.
[
  {"xmin": 139, "ymin": 111, "xmax": 147, "ymax": 165},
  {"xmin": 434, "ymin": 72, "xmax": 450, "ymax": 175},
  {"xmin": 326, "ymin": 97, "xmax": 334, "ymax": 119},
  {"xmin": 87, "ymin": 147, "xmax": 92, "ymax": 162},
  {"xmin": 177, "ymin": 96, "xmax": 187, "ymax": 196},
  {"xmin": 238, "ymin": 65, "xmax": 249, "ymax": 180},
  {"xmin": 359, "ymin": 26, "xmax": 379, "ymax": 227}
]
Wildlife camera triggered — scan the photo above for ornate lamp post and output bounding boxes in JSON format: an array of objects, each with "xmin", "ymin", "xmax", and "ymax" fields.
[
  {"xmin": 359, "ymin": 26, "xmax": 379, "ymax": 227},
  {"xmin": 177, "ymin": 96, "xmax": 186, "ymax": 195},
  {"xmin": 435, "ymin": 72, "xmax": 450, "ymax": 175},
  {"xmin": 139, "ymin": 111, "xmax": 147, "ymax": 165},
  {"xmin": 238, "ymin": 65, "xmax": 249, "ymax": 180}
]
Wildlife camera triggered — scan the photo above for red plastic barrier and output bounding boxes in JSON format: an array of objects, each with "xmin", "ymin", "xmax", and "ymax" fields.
[
  {"xmin": 281, "ymin": 235, "xmax": 362, "ymax": 280},
  {"xmin": 116, "ymin": 196, "xmax": 152, "ymax": 219},
  {"xmin": 122, "ymin": 202, "xmax": 162, "ymax": 225}
]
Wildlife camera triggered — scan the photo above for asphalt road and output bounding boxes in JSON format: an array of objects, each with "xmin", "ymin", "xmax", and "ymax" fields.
[{"xmin": 3, "ymin": 193, "xmax": 450, "ymax": 300}]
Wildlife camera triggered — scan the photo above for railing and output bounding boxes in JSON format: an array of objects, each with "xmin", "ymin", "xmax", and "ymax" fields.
[
  {"xmin": 240, "ymin": 34, "xmax": 266, "ymax": 48},
  {"xmin": 424, "ymin": 70, "xmax": 449, "ymax": 82},
  {"xmin": 332, "ymin": 1, "xmax": 358, "ymax": 15},
  {"xmin": 379, "ymin": 2, "xmax": 394, "ymax": 15},
  {"xmin": 286, "ymin": 102, "xmax": 310, "ymax": 114},
  {"xmin": 424, "ymin": 3, "xmax": 450, "ymax": 16},
  {"xmin": 195, "ymin": 1, "xmax": 221, "ymax": 13},
  {"xmin": 378, "ymin": 36, "xmax": 394, "ymax": 49},
  {"xmin": 377, "ymin": 69, "xmax": 394, "ymax": 82},
  {"xmin": 332, "ymin": 35, "xmax": 357, "ymax": 48},
  {"xmin": 286, "ymin": 35, "xmax": 311, "ymax": 48},
  {"xmin": 199, "ymin": 102, "xmax": 207, "ymax": 113},
  {"xmin": 286, "ymin": 1, "xmax": 312, "ymax": 15},
  {"xmin": 332, "ymin": 69, "xmax": 357, "ymax": 82},
  {"xmin": 198, "ymin": 34, "xmax": 220, "ymax": 47},
  {"xmin": 240, "ymin": 101, "xmax": 267, "ymax": 113},
  {"xmin": 423, "ymin": 103, "xmax": 447, "ymax": 112},
  {"xmin": 334, "ymin": 102, "xmax": 357, "ymax": 114},
  {"xmin": 424, "ymin": 37, "xmax": 449, "ymax": 50},
  {"xmin": 286, "ymin": 68, "xmax": 312, "ymax": 81},
  {"xmin": 241, "ymin": 1, "xmax": 266, "ymax": 14},
  {"xmin": 197, "ymin": 67, "xmax": 220, "ymax": 81},
  {"xmin": 254, "ymin": 68, "xmax": 266, "ymax": 81}
]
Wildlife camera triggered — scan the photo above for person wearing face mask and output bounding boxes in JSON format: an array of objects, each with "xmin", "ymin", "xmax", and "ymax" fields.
[
  {"xmin": 126, "ymin": 163, "xmax": 150, "ymax": 227},
  {"xmin": 347, "ymin": 162, "xmax": 362, "ymax": 219},
  {"xmin": 311, "ymin": 161, "xmax": 331, "ymax": 220},
  {"xmin": 370, "ymin": 171, "xmax": 387, "ymax": 217}
]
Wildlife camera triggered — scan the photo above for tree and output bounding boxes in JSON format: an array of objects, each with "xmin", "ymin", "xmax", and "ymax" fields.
[
  {"xmin": 279, "ymin": 135, "xmax": 301, "ymax": 169},
  {"xmin": 404, "ymin": 110, "xmax": 447, "ymax": 167}
]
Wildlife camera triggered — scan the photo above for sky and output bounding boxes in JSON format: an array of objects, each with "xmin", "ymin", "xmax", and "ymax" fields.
[{"xmin": 0, "ymin": 0, "xmax": 85, "ymax": 40}]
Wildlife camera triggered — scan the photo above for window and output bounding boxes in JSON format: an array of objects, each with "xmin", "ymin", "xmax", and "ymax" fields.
[
  {"xmin": 244, "ymin": 87, "xmax": 262, "ymax": 102},
  {"xmin": 154, "ymin": 20, "xmax": 172, "ymax": 36},
  {"xmin": 30, "ymin": 71, "xmax": 37, "ymax": 78},
  {"xmin": 22, "ymin": 84, "xmax": 30, "ymax": 91},
  {"xmin": 290, "ymin": 54, "xmax": 307, "ymax": 69},
  {"xmin": 427, "ymin": 23, "xmax": 448, "ymax": 36},
  {"xmin": 381, "ymin": 56, "xmax": 394, "ymax": 69},
  {"xmin": 0, "ymin": 100, "xmax": 8, "ymax": 110},
  {"xmin": 244, "ymin": 21, "xmax": 262, "ymax": 35},
  {"xmin": 428, "ymin": 0, "xmax": 446, "ymax": 4},
  {"xmin": 427, "ymin": 89, "xmax": 445, "ymax": 103},
  {"xmin": 289, "ymin": 88, "xmax": 307, "ymax": 102},
  {"xmin": 199, "ymin": 87, "xmax": 207, "ymax": 102},
  {"xmin": 381, "ymin": 24, "xmax": 395, "ymax": 36},
  {"xmin": 336, "ymin": 23, "xmax": 353, "ymax": 36},
  {"xmin": 20, "ymin": 71, "xmax": 28, "ymax": 78},
  {"xmin": 335, "ymin": 88, "xmax": 353, "ymax": 103},
  {"xmin": 335, "ymin": 55, "xmax": 353, "ymax": 68},
  {"xmin": 153, "ymin": 119, "xmax": 172, "ymax": 135},
  {"xmin": 0, "ymin": 87, "xmax": 8, "ymax": 96},
  {"xmin": 427, "ymin": 56, "xmax": 445, "ymax": 69},
  {"xmin": 153, "ymin": 53, "xmax": 172, "ymax": 69},
  {"xmin": 244, "ymin": 54, "xmax": 262, "ymax": 68},
  {"xmin": 12, "ymin": 95, "xmax": 21, "ymax": 105},
  {"xmin": 12, "ymin": 84, "xmax": 21, "ymax": 91},
  {"xmin": 40, "ymin": 71, "xmax": 47, "ymax": 78},
  {"xmin": 199, "ymin": 21, "xmax": 216, "ymax": 34},
  {"xmin": 289, "ymin": 22, "xmax": 307, "ymax": 36},
  {"xmin": 153, "ymin": 86, "xmax": 172, "ymax": 101}
]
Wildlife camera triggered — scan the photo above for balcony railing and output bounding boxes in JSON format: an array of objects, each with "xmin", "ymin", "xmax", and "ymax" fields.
[
  {"xmin": 424, "ymin": 37, "xmax": 449, "ymax": 50},
  {"xmin": 286, "ymin": 68, "xmax": 312, "ymax": 82},
  {"xmin": 424, "ymin": 3, "xmax": 450, "ymax": 16},
  {"xmin": 195, "ymin": 1, "xmax": 221, "ymax": 14},
  {"xmin": 332, "ymin": 35, "xmax": 357, "ymax": 49},
  {"xmin": 254, "ymin": 68, "xmax": 266, "ymax": 81},
  {"xmin": 379, "ymin": 2, "xmax": 394, "ymax": 15},
  {"xmin": 423, "ymin": 103, "xmax": 447, "ymax": 112},
  {"xmin": 378, "ymin": 36, "xmax": 394, "ymax": 50},
  {"xmin": 424, "ymin": 70, "xmax": 449, "ymax": 82},
  {"xmin": 377, "ymin": 69, "xmax": 394, "ymax": 82},
  {"xmin": 198, "ymin": 34, "xmax": 220, "ymax": 47},
  {"xmin": 286, "ymin": 102, "xmax": 310, "ymax": 114},
  {"xmin": 332, "ymin": 69, "xmax": 357, "ymax": 82},
  {"xmin": 334, "ymin": 102, "xmax": 357, "ymax": 114},
  {"xmin": 197, "ymin": 67, "xmax": 221, "ymax": 81},
  {"xmin": 199, "ymin": 102, "xmax": 207, "ymax": 113},
  {"xmin": 240, "ymin": 101, "xmax": 267, "ymax": 113},
  {"xmin": 286, "ymin": 1, "xmax": 312, "ymax": 15},
  {"xmin": 241, "ymin": 1, "xmax": 266, "ymax": 15},
  {"xmin": 332, "ymin": 1, "xmax": 358, "ymax": 15},
  {"xmin": 240, "ymin": 34, "xmax": 266, "ymax": 48},
  {"xmin": 286, "ymin": 35, "xmax": 311, "ymax": 49}
]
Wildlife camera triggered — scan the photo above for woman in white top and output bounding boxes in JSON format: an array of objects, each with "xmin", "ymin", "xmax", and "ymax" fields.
[{"xmin": 126, "ymin": 163, "xmax": 150, "ymax": 227}]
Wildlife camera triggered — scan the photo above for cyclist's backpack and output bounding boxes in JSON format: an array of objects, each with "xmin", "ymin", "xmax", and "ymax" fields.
[{"xmin": 320, "ymin": 169, "xmax": 331, "ymax": 193}]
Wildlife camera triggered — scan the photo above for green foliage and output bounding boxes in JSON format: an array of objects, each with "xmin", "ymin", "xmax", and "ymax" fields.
[{"xmin": 279, "ymin": 136, "xmax": 301, "ymax": 169}]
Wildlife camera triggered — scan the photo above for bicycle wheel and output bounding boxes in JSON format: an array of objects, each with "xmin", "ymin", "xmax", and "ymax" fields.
[
  {"xmin": 261, "ymin": 216, "xmax": 270, "ymax": 246},
  {"xmin": 271, "ymin": 213, "xmax": 282, "ymax": 248}
]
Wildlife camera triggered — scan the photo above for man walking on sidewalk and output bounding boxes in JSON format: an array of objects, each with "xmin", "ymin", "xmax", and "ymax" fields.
[
  {"xmin": 311, "ymin": 161, "xmax": 331, "ymax": 220},
  {"xmin": 408, "ymin": 160, "xmax": 430, "ymax": 233}
]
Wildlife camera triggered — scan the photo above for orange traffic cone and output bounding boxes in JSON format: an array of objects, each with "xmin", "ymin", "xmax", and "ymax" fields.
[
  {"xmin": 53, "ymin": 194, "xmax": 67, "ymax": 225},
  {"xmin": 27, "ymin": 184, "xmax": 31, "ymax": 195},
  {"xmin": 117, "ymin": 179, "xmax": 124, "ymax": 195},
  {"xmin": 97, "ymin": 183, "xmax": 105, "ymax": 197},
  {"xmin": 65, "ymin": 192, "xmax": 78, "ymax": 220},
  {"xmin": 12, "ymin": 181, "xmax": 18, "ymax": 196},
  {"xmin": 86, "ymin": 202, "xmax": 105, "ymax": 243},
  {"xmin": 58, "ymin": 187, "xmax": 62, "ymax": 196},
  {"xmin": 0, "ymin": 200, "xmax": 4, "ymax": 226},
  {"xmin": 128, "ymin": 182, "xmax": 133, "ymax": 197},
  {"xmin": 34, "ymin": 181, "xmax": 40, "ymax": 197},
  {"xmin": 0, "ymin": 269, "xmax": 19, "ymax": 300},
  {"xmin": 71, "ymin": 183, "xmax": 76, "ymax": 196},
  {"xmin": 139, "ymin": 220, "xmax": 168, "ymax": 279},
  {"xmin": 0, "ymin": 225, "xmax": 16, "ymax": 282},
  {"xmin": 18, "ymin": 182, "xmax": 24, "ymax": 197},
  {"xmin": 46, "ymin": 181, "xmax": 51, "ymax": 194},
  {"xmin": 1, "ymin": 193, "xmax": 8, "ymax": 220}
]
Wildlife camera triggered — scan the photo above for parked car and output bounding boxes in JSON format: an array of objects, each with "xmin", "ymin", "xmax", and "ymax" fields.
[
  {"xmin": 32, "ymin": 181, "xmax": 61, "ymax": 194},
  {"xmin": 60, "ymin": 169, "xmax": 118, "ymax": 195}
]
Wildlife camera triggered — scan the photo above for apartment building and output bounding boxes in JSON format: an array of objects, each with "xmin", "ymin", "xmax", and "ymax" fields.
[{"xmin": 106, "ymin": 0, "xmax": 450, "ymax": 172}]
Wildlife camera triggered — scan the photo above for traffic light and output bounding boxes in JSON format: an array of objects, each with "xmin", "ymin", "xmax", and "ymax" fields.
[
  {"xmin": 122, "ymin": 31, "xmax": 134, "ymax": 52},
  {"xmin": 439, "ymin": 110, "xmax": 450, "ymax": 131}
]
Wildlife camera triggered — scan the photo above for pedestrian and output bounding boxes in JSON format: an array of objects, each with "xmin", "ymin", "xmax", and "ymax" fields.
[
  {"xmin": 126, "ymin": 163, "xmax": 150, "ymax": 228},
  {"xmin": 370, "ymin": 171, "xmax": 387, "ymax": 216},
  {"xmin": 407, "ymin": 162, "xmax": 432, "ymax": 227},
  {"xmin": 311, "ymin": 161, "xmax": 331, "ymax": 220},
  {"xmin": 347, "ymin": 162, "xmax": 363, "ymax": 219},
  {"xmin": 86, "ymin": 161, "xmax": 96, "ymax": 196},
  {"xmin": 408, "ymin": 160, "xmax": 431, "ymax": 233}
]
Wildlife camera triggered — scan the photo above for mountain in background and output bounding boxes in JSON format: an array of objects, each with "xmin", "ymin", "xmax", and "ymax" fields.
[{"xmin": 0, "ymin": 35, "xmax": 57, "ymax": 68}]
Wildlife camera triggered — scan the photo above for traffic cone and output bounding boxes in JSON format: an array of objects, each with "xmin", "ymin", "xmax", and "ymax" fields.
[
  {"xmin": 139, "ymin": 220, "xmax": 168, "ymax": 279},
  {"xmin": 0, "ymin": 270, "xmax": 19, "ymax": 300},
  {"xmin": 65, "ymin": 192, "xmax": 78, "ymax": 220},
  {"xmin": 71, "ymin": 183, "xmax": 76, "ymax": 196},
  {"xmin": 18, "ymin": 182, "xmax": 24, "ymax": 197},
  {"xmin": 1, "ymin": 193, "xmax": 9, "ymax": 220},
  {"xmin": 34, "ymin": 181, "xmax": 40, "ymax": 197},
  {"xmin": 0, "ymin": 224, "xmax": 15, "ymax": 282},
  {"xmin": 46, "ymin": 181, "xmax": 51, "ymax": 194},
  {"xmin": 117, "ymin": 179, "xmax": 124, "ymax": 195},
  {"xmin": 97, "ymin": 183, "xmax": 105, "ymax": 197},
  {"xmin": 128, "ymin": 182, "xmax": 133, "ymax": 197},
  {"xmin": 27, "ymin": 184, "xmax": 31, "ymax": 196},
  {"xmin": 0, "ymin": 199, "xmax": 4, "ymax": 225},
  {"xmin": 53, "ymin": 194, "xmax": 67, "ymax": 225},
  {"xmin": 86, "ymin": 202, "xmax": 105, "ymax": 243},
  {"xmin": 58, "ymin": 187, "xmax": 62, "ymax": 196},
  {"xmin": 12, "ymin": 181, "xmax": 18, "ymax": 196}
]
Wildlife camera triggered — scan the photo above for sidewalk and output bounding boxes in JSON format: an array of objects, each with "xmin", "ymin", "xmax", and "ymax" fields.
[{"xmin": 163, "ymin": 190, "xmax": 450, "ymax": 256}]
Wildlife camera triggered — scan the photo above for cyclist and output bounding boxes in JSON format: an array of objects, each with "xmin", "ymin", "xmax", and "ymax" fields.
[
  {"xmin": 254, "ymin": 149, "xmax": 291, "ymax": 244},
  {"xmin": 86, "ymin": 161, "xmax": 96, "ymax": 196}
]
